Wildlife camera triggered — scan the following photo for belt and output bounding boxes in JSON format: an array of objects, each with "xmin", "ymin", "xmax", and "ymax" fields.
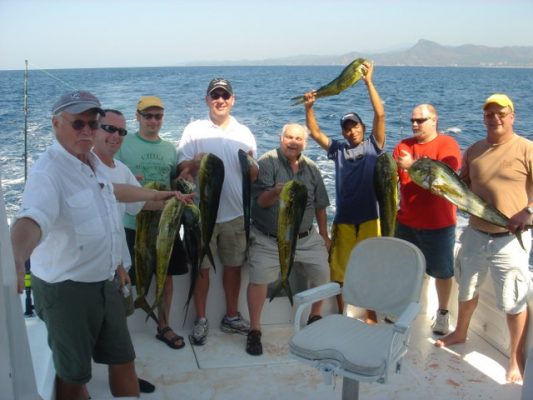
[
  {"xmin": 260, "ymin": 226, "xmax": 313, "ymax": 240},
  {"xmin": 473, "ymin": 228, "xmax": 513, "ymax": 238}
]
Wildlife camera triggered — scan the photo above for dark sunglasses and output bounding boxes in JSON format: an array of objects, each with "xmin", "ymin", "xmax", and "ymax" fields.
[
  {"xmin": 209, "ymin": 91, "xmax": 231, "ymax": 100},
  {"xmin": 101, "ymin": 124, "xmax": 128, "ymax": 136},
  {"xmin": 410, "ymin": 117, "xmax": 431, "ymax": 125},
  {"xmin": 59, "ymin": 115, "xmax": 100, "ymax": 131},
  {"xmin": 139, "ymin": 112, "xmax": 163, "ymax": 120}
]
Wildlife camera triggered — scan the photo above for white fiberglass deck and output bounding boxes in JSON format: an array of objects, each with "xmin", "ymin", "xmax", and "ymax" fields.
[{"xmin": 85, "ymin": 312, "xmax": 522, "ymax": 400}]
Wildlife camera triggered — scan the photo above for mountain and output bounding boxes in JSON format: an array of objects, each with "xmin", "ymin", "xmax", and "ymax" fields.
[{"xmin": 194, "ymin": 40, "xmax": 533, "ymax": 67}]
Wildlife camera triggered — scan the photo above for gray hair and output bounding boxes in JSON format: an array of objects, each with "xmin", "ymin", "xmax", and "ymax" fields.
[{"xmin": 280, "ymin": 123, "xmax": 309, "ymax": 140}]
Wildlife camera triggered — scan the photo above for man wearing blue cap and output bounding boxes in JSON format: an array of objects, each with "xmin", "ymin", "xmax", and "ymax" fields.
[
  {"xmin": 10, "ymin": 91, "xmax": 143, "ymax": 399},
  {"xmin": 303, "ymin": 62, "xmax": 385, "ymax": 318},
  {"xmin": 436, "ymin": 94, "xmax": 533, "ymax": 384}
]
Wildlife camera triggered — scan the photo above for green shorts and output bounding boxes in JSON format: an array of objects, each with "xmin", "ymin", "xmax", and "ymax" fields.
[{"xmin": 32, "ymin": 276, "xmax": 135, "ymax": 384}]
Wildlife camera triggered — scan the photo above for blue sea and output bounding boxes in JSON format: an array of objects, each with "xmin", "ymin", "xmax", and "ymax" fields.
[{"xmin": 1, "ymin": 65, "xmax": 533, "ymax": 224}]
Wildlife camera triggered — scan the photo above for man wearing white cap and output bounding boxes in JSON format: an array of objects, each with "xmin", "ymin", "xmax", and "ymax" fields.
[
  {"xmin": 436, "ymin": 94, "xmax": 533, "ymax": 384},
  {"xmin": 10, "ymin": 91, "xmax": 141, "ymax": 398}
]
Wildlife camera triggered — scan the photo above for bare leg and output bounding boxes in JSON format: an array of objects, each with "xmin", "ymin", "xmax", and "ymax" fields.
[
  {"xmin": 435, "ymin": 277, "xmax": 453, "ymax": 311},
  {"xmin": 247, "ymin": 282, "xmax": 267, "ymax": 331},
  {"xmin": 365, "ymin": 310, "xmax": 378, "ymax": 324},
  {"xmin": 194, "ymin": 269, "xmax": 210, "ymax": 319},
  {"xmin": 506, "ymin": 309, "xmax": 528, "ymax": 383},
  {"xmin": 55, "ymin": 376, "xmax": 85, "ymax": 400},
  {"xmin": 108, "ymin": 362, "xmax": 139, "ymax": 397},
  {"xmin": 223, "ymin": 265, "xmax": 241, "ymax": 318},
  {"xmin": 435, "ymin": 295, "xmax": 478, "ymax": 347}
]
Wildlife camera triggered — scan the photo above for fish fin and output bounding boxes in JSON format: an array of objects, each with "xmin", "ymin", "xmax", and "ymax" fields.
[
  {"xmin": 134, "ymin": 296, "xmax": 159, "ymax": 325},
  {"xmin": 206, "ymin": 247, "xmax": 217, "ymax": 272},
  {"xmin": 516, "ymin": 230, "xmax": 526, "ymax": 251},
  {"xmin": 290, "ymin": 96, "xmax": 305, "ymax": 106}
]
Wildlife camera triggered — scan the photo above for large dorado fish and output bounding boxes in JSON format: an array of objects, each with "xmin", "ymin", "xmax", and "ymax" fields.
[
  {"xmin": 290, "ymin": 58, "xmax": 367, "ymax": 105},
  {"xmin": 238, "ymin": 149, "xmax": 255, "ymax": 249},
  {"xmin": 408, "ymin": 157, "xmax": 529, "ymax": 249},
  {"xmin": 153, "ymin": 197, "xmax": 186, "ymax": 311},
  {"xmin": 373, "ymin": 153, "xmax": 398, "ymax": 237},
  {"xmin": 181, "ymin": 203, "xmax": 202, "ymax": 324},
  {"xmin": 133, "ymin": 182, "xmax": 161, "ymax": 324},
  {"xmin": 270, "ymin": 180, "xmax": 308, "ymax": 305},
  {"xmin": 199, "ymin": 153, "xmax": 225, "ymax": 270}
]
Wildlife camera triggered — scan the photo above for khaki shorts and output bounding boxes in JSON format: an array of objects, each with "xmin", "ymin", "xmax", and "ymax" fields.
[
  {"xmin": 455, "ymin": 226, "xmax": 531, "ymax": 314},
  {"xmin": 248, "ymin": 226, "xmax": 330, "ymax": 285},
  {"xmin": 329, "ymin": 221, "xmax": 380, "ymax": 283},
  {"xmin": 201, "ymin": 216, "xmax": 247, "ymax": 269},
  {"xmin": 32, "ymin": 276, "xmax": 135, "ymax": 384}
]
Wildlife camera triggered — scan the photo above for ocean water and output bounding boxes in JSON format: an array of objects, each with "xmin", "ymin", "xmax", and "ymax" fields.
[{"xmin": 1, "ymin": 65, "xmax": 533, "ymax": 224}]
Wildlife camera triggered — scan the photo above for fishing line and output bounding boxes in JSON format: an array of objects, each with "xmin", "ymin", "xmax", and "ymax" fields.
[{"xmin": 31, "ymin": 63, "xmax": 78, "ymax": 91}]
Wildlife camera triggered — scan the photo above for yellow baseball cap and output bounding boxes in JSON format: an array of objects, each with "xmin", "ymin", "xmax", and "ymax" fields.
[
  {"xmin": 137, "ymin": 96, "xmax": 164, "ymax": 112},
  {"xmin": 483, "ymin": 94, "xmax": 514, "ymax": 112}
]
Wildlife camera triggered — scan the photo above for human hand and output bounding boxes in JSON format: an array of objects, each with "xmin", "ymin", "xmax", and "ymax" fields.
[
  {"xmin": 397, "ymin": 149, "xmax": 415, "ymax": 170},
  {"xmin": 176, "ymin": 191, "xmax": 196, "ymax": 204},
  {"xmin": 274, "ymin": 182, "xmax": 285, "ymax": 195},
  {"xmin": 303, "ymin": 91, "xmax": 317, "ymax": 109},
  {"xmin": 507, "ymin": 209, "xmax": 532, "ymax": 234},
  {"xmin": 361, "ymin": 61, "xmax": 374, "ymax": 84}
]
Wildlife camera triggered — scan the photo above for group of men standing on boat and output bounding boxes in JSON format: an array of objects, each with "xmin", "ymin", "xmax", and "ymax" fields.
[{"xmin": 9, "ymin": 62, "xmax": 533, "ymax": 399}]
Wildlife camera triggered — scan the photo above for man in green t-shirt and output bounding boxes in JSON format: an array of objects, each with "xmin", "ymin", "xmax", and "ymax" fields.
[{"xmin": 116, "ymin": 96, "xmax": 186, "ymax": 350}]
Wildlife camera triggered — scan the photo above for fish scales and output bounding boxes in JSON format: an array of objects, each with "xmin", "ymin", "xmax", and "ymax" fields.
[{"xmin": 374, "ymin": 152, "xmax": 398, "ymax": 237}]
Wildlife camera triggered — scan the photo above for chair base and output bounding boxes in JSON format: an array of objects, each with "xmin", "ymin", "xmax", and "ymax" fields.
[{"xmin": 342, "ymin": 377, "xmax": 360, "ymax": 400}]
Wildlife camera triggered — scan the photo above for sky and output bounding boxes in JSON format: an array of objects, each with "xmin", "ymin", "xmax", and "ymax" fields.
[{"xmin": 1, "ymin": 0, "xmax": 533, "ymax": 70}]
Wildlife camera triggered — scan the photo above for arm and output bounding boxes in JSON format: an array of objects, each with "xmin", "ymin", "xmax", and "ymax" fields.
[
  {"xmin": 315, "ymin": 207, "xmax": 331, "ymax": 250},
  {"xmin": 363, "ymin": 62, "xmax": 386, "ymax": 149},
  {"xmin": 257, "ymin": 182, "xmax": 285, "ymax": 209},
  {"xmin": 304, "ymin": 92, "xmax": 330, "ymax": 151},
  {"xmin": 113, "ymin": 183, "xmax": 190, "ymax": 203},
  {"xmin": 10, "ymin": 218, "xmax": 41, "ymax": 293},
  {"xmin": 177, "ymin": 152, "xmax": 206, "ymax": 180}
]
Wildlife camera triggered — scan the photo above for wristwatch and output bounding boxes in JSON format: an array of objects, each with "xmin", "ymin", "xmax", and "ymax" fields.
[{"xmin": 526, "ymin": 206, "xmax": 533, "ymax": 215}]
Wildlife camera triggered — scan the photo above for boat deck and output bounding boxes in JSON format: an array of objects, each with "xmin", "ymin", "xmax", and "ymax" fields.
[{"xmin": 86, "ymin": 313, "xmax": 522, "ymax": 400}]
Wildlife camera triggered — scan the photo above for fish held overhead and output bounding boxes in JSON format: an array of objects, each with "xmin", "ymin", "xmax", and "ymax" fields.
[
  {"xmin": 408, "ymin": 157, "xmax": 530, "ymax": 250},
  {"xmin": 290, "ymin": 58, "xmax": 368, "ymax": 106}
]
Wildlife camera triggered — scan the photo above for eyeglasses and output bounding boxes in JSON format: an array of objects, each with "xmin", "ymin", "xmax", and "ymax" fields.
[
  {"xmin": 59, "ymin": 115, "xmax": 100, "ymax": 131},
  {"xmin": 484, "ymin": 111, "xmax": 512, "ymax": 119},
  {"xmin": 410, "ymin": 117, "xmax": 431, "ymax": 125},
  {"xmin": 101, "ymin": 124, "xmax": 128, "ymax": 136},
  {"xmin": 138, "ymin": 112, "xmax": 163, "ymax": 120},
  {"xmin": 209, "ymin": 91, "xmax": 231, "ymax": 100}
]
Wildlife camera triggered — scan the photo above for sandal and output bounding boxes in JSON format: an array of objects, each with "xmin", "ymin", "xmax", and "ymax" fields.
[{"xmin": 156, "ymin": 326, "xmax": 185, "ymax": 349}]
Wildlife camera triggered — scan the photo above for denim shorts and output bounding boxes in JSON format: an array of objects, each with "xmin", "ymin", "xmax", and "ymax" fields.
[{"xmin": 395, "ymin": 223, "xmax": 456, "ymax": 279}]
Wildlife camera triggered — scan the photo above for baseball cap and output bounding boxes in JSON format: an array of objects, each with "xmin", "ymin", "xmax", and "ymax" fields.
[
  {"xmin": 340, "ymin": 112, "xmax": 363, "ymax": 128},
  {"xmin": 51, "ymin": 91, "xmax": 104, "ymax": 116},
  {"xmin": 137, "ymin": 96, "xmax": 165, "ymax": 112},
  {"xmin": 206, "ymin": 78, "xmax": 233, "ymax": 96},
  {"xmin": 483, "ymin": 94, "xmax": 514, "ymax": 112}
]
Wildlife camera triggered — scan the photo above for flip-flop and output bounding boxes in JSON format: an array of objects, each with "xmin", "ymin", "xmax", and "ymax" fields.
[{"xmin": 156, "ymin": 326, "xmax": 185, "ymax": 349}]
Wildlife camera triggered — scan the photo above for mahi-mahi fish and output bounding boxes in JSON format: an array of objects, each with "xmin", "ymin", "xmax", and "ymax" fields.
[
  {"xmin": 373, "ymin": 152, "xmax": 398, "ymax": 237},
  {"xmin": 408, "ymin": 157, "xmax": 530, "ymax": 250},
  {"xmin": 198, "ymin": 153, "xmax": 225, "ymax": 270},
  {"xmin": 270, "ymin": 180, "xmax": 308, "ymax": 305},
  {"xmin": 152, "ymin": 196, "xmax": 186, "ymax": 312},
  {"xmin": 238, "ymin": 149, "xmax": 256, "ymax": 249},
  {"xmin": 291, "ymin": 58, "xmax": 368, "ymax": 105},
  {"xmin": 133, "ymin": 182, "xmax": 161, "ymax": 324}
]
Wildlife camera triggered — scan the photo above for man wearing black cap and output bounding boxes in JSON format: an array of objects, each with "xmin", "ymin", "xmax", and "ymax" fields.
[
  {"xmin": 303, "ymin": 62, "xmax": 385, "ymax": 318},
  {"xmin": 178, "ymin": 78, "xmax": 257, "ymax": 345},
  {"xmin": 10, "ymin": 91, "xmax": 140, "ymax": 398}
]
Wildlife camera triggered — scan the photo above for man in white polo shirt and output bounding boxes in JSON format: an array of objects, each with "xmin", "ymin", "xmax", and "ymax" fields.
[{"xmin": 178, "ymin": 78, "xmax": 257, "ymax": 345}]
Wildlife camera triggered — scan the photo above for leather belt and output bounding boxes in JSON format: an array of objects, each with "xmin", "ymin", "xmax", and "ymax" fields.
[
  {"xmin": 260, "ymin": 226, "xmax": 313, "ymax": 240},
  {"xmin": 473, "ymin": 228, "xmax": 512, "ymax": 238}
]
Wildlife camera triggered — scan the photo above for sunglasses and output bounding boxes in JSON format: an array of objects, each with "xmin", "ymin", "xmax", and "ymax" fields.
[
  {"xmin": 410, "ymin": 117, "xmax": 431, "ymax": 125},
  {"xmin": 209, "ymin": 91, "xmax": 231, "ymax": 100},
  {"xmin": 101, "ymin": 124, "xmax": 128, "ymax": 136},
  {"xmin": 139, "ymin": 112, "xmax": 163, "ymax": 120},
  {"xmin": 59, "ymin": 115, "xmax": 100, "ymax": 131},
  {"xmin": 483, "ymin": 111, "xmax": 512, "ymax": 119}
]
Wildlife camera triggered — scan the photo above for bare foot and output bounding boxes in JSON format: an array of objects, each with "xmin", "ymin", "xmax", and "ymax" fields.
[
  {"xmin": 506, "ymin": 355, "xmax": 524, "ymax": 383},
  {"xmin": 434, "ymin": 330, "xmax": 466, "ymax": 348}
]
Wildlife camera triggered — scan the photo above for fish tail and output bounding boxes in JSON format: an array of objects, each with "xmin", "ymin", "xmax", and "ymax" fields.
[
  {"xmin": 516, "ymin": 230, "xmax": 526, "ymax": 251},
  {"xmin": 134, "ymin": 296, "xmax": 159, "ymax": 325},
  {"xmin": 268, "ymin": 279, "xmax": 294, "ymax": 306},
  {"xmin": 290, "ymin": 96, "xmax": 305, "ymax": 106}
]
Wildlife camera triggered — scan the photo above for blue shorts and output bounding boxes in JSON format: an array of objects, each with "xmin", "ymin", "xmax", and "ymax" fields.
[{"xmin": 395, "ymin": 223, "xmax": 455, "ymax": 279}]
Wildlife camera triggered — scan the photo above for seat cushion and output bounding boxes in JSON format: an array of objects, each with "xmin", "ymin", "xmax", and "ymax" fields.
[{"xmin": 289, "ymin": 314, "xmax": 401, "ymax": 378}]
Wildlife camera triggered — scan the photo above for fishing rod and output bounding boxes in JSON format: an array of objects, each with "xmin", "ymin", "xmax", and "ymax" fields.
[{"xmin": 22, "ymin": 60, "xmax": 34, "ymax": 317}]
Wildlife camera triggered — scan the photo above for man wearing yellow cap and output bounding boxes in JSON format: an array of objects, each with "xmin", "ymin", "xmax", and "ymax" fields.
[
  {"xmin": 436, "ymin": 94, "xmax": 533, "ymax": 383},
  {"xmin": 117, "ymin": 96, "xmax": 188, "ymax": 350}
]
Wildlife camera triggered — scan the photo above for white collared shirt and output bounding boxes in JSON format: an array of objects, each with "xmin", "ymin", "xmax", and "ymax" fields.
[
  {"xmin": 178, "ymin": 115, "xmax": 257, "ymax": 223},
  {"xmin": 16, "ymin": 142, "xmax": 122, "ymax": 283}
]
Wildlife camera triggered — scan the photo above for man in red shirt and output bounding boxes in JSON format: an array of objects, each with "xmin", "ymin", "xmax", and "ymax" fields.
[{"xmin": 393, "ymin": 104, "xmax": 461, "ymax": 336}]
